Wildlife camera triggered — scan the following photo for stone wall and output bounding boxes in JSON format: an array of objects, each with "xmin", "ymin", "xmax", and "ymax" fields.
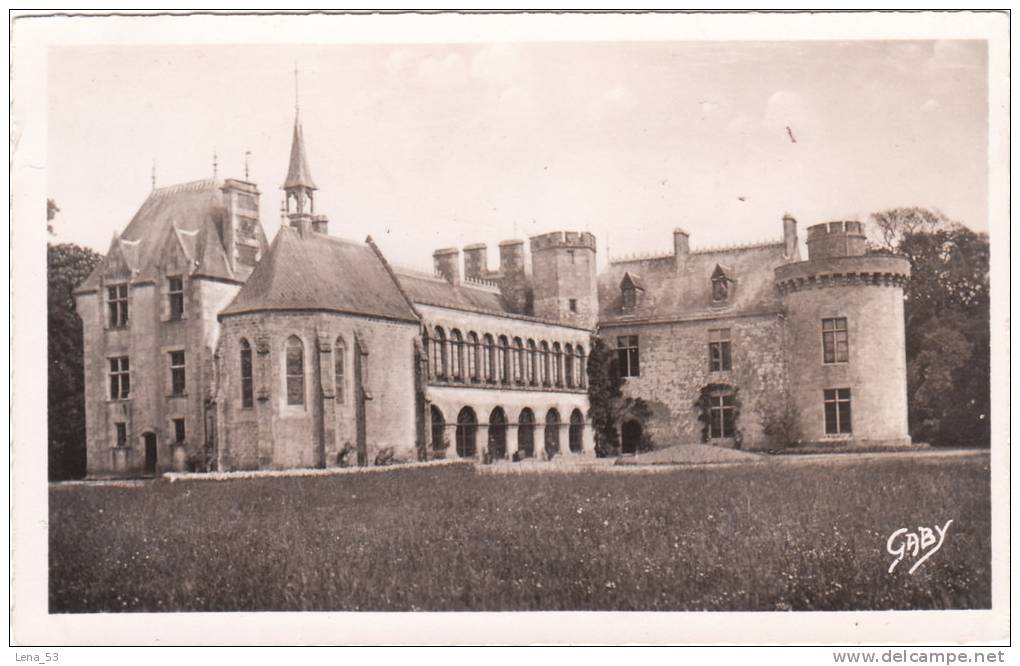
[
  {"xmin": 600, "ymin": 312, "xmax": 789, "ymax": 450},
  {"xmin": 217, "ymin": 310, "xmax": 420, "ymax": 470}
]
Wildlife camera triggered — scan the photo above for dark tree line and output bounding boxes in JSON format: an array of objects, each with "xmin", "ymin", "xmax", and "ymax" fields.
[
  {"xmin": 868, "ymin": 208, "xmax": 990, "ymax": 447},
  {"xmin": 48, "ymin": 201, "xmax": 103, "ymax": 479}
]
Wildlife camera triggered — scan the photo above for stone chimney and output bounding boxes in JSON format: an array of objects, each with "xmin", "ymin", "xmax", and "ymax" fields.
[
  {"xmin": 499, "ymin": 239, "xmax": 530, "ymax": 314},
  {"xmin": 311, "ymin": 214, "xmax": 329, "ymax": 235},
  {"xmin": 463, "ymin": 243, "xmax": 488, "ymax": 280},
  {"xmin": 783, "ymin": 214, "xmax": 799, "ymax": 260},
  {"xmin": 674, "ymin": 228, "xmax": 690, "ymax": 272},
  {"xmin": 433, "ymin": 247, "xmax": 461, "ymax": 284}
]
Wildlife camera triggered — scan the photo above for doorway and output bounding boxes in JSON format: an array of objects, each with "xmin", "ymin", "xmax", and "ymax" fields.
[
  {"xmin": 621, "ymin": 420, "xmax": 643, "ymax": 455},
  {"xmin": 143, "ymin": 432, "xmax": 157, "ymax": 475}
]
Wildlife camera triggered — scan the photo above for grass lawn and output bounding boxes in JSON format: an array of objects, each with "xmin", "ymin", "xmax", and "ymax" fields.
[{"xmin": 49, "ymin": 455, "xmax": 991, "ymax": 612}]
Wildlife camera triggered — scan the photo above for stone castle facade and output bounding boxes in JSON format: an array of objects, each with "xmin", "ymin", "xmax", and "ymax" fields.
[{"xmin": 74, "ymin": 111, "xmax": 912, "ymax": 477}]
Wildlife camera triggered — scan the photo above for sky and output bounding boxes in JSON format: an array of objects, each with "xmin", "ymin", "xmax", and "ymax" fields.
[{"xmin": 47, "ymin": 40, "xmax": 988, "ymax": 270}]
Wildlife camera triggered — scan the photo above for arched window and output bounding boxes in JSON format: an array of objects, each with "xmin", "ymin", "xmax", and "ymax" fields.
[
  {"xmin": 239, "ymin": 338, "xmax": 253, "ymax": 408},
  {"xmin": 564, "ymin": 343, "xmax": 574, "ymax": 388},
  {"xmin": 433, "ymin": 326, "xmax": 448, "ymax": 379},
  {"xmin": 482, "ymin": 334, "xmax": 496, "ymax": 383},
  {"xmin": 430, "ymin": 405, "xmax": 446, "ymax": 452},
  {"xmin": 334, "ymin": 336, "xmax": 346, "ymax": 403},
  {"xmin": 488, "ymin": 407, "xmax": 507, "ymax": 459},
  {"xmin": 466, "ymin": 332, "xmax": 480, "ymax": 382},
  {"xmin": 517, "ymin": 408, "xmax": 535, "ymax": 458},
  {"xmin": 569, "ymin": 408, "xmax": 584, "ymax": 453},
  {"xmin": 553, "ymin": 343, "xmax": 564, "ymax": 387},
  {"xmin": 497, "ymin": 335, "xmax": 510, "ymax": 384},
  {"xmin": 285, "ymin": 335, "xmax": 305, "ymax": 406},
  {"xmin": 450, "ymin": 329, "xmax": 464, "ymax": 381},
  {"xmin": 527, "ymin": 339, "xmax": 538, "ymax": 386},
  {"xmin": 512, "ymin": 337, "xmax": 525, "ymax": 385},
  {"xmin": 576, "ymin": 345, "xmax": 587, "ymax": 389},
  {"xmin": 540, "ymin": 342, "xmax": 551, "ymax": 387},
  {"xmin": 456, "ymin": 407, "xmax": 478, "ymax": 458},
  {"xmin": 544, "ymin": 408, "xmax": 561, "ymax": 456}
]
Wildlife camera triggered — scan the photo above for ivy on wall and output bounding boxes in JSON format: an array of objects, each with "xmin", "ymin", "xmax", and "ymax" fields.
[{"xmin": 694, "ymin": 383, "xmax": 742, "ymax": 446}]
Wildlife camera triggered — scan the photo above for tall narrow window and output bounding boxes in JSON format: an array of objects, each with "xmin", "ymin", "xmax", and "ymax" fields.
[
  {"xmin": 107, "ymin": 284, "xmax": 128, "ymax": 327},
  {"xmin": 334, "ymin": 336, "xmax": 346, "ymax": 403},
  {"xmin": 168, "ymin": 276, "xmax": 185, "ymax": 320},
  {"xmin": 169, "ymin": 350, "xmax": 186, "ymax": 396},
  {"xmin": 240, "ymin": 338, "xmax": 254, "ymax": 408},
  {"xmin": 497, "ymin": 336, "xmax": 510, "ymax": 384},
  {"xmin": 466, "ymin": 332, "xmax": 480, "ymax": 382},
  {"xmin": 483, "ymin": 334, "xmax": 496, "ymax": 383},
  {"xmin": 569, "ymin": 298, "xmax": 578, "ymax": 313},
  {"xmin": 616, "ymin": 335, "xmax": 640, "ymax": 378},
  {"xmin": 822, "ymin": 318, "xmax": 849, "ymax": 364},
  {"xmin": 512, "ymin": 337, "xmax": 525, "ymax": 385},
  {"xmin": 109, "ymin": 356, "xmax": 130, "ymax": 399},
  {"xmin": 433, "ymin": 327, "xmax": 448, "ymax": 379},
  {"xmin": 450, "ymin": 330, "xmax": 464, "ymax": 381},
  {"xmin": 708, "ymin": 328, "xmax": 732, "ymax": 372},
  {"xmin": 709, "ymin": 393, "xmax": 736, "ymax": 438},
  {"xmin": 540, "ymin": 341, "xmax": 551, "ymax": 386},
  {"xmin": 115, "ymin": 422, "xmax": 127, "ymax": 448},
  {"xmin": 824, "ymin": 388, "xmax": 852, "ymax": 434},
  {"xmin": 564, "ymin": 343, "xmax": 574, "ymax": 387},
  {"xmin": 576, "ymin": 346, "xmax": 587, "ymax": 389},
  {"xmin": 527, "ymin": 339, "xmax": 538, "ymax": 386},
  {"xmin": 173, "ymin": 418, "xmax": 186, "ymax": 443},
  {"xmin": 553, "ymin": 343, "xmax": 564, "ymax": 387},
  {"xmin": 285, "ymin": 336, "xmax": 305, "ymax": 406}
]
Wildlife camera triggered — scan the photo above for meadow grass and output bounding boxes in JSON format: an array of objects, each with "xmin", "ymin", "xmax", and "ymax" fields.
[{"xmin": 49, "ymin": 455, "xmax": 990, "ymax": 612}]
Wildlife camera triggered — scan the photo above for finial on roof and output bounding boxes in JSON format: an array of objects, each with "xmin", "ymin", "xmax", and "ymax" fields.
[
  {"xmin": 294, "ymin": 63, "xmax": 300, "ymax": 119},
  {"xmin": 282, "ymin": 106, "xmax": 317, "ymax": 192},
  {"xmin": 245, "ymin": 150, "xmax": 251, "ymax": 180},
  {"xmin": 151, "ymin": 160, "xmax": 156, "ymax": 191},
  {"xmin": 213, "ymin": 149, "xmax": 218, "ymax": 180}
]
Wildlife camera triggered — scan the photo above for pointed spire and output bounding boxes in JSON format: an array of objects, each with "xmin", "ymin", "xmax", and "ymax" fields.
[{"xmin": 283, "ymin": 112, "xmax": 317, "ymax": 191}]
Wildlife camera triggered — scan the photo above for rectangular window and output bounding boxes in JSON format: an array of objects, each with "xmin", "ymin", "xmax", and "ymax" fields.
[
  {"xmin": 569, "ymin": 298, "xmax": 578, "ymax": 313},
  {"xmin": 115, "ymin": 422, "xmax": 127, "ymax": 448},
  {"xmin": 708, "ymin": 328, "xmax": 732, "ymax": 372},
  {"xmin": 169, "ymin": 351, "xmax": 186, "ymax": 396},
  {"xmin": 173, "ymin": 418, "xmax": 186, "ymax": 443},
  {"xmin": 617, "ymin": 335, "xmax": 640, "ymax": 378},
  {"xmin": 709, "ymin": 394, "xmax": 736, "ymax": 438},
  {"xmin": 107, "ymin": 284, "xmax": 128, "ymax": 327},
  {"xmin": 168, "ymin": 276, "xmax": 185, "ymax": 320},
  {"xmin": 824, "ymin": 388, "xmax": 852, "ymax": 434},
  {"xmin": 622, "ymin": 288, "xmax": 636, "ymax": 309},
  {"xmin": 822, "ymin": 318, "xmax": 849, "ymax": 364},
  {"xmin": 109, "ymin": 356, "xmax": 130, "ymax": 399}
]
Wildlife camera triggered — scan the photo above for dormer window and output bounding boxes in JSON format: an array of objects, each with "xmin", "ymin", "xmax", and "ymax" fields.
[
  {"xmin": 711, "ymin": 265, "xmax": 733, "ymax": 303},
  {"xmin": 620, "ymin": 272, "xmax": 644, "ymax": 311}
]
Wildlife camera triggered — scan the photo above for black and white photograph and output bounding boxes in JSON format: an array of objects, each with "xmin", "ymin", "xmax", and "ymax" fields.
[{"xmin": 10, "ymin": 9, "xmax": 1010, "ymax": 649}]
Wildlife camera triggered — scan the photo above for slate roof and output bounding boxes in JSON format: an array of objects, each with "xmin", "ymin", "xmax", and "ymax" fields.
[
  {"xmin": 598, "ymin": 241, "xmax": 794, "ymax": 324},
  {"xmin": 283, "ymin": 120, "xmax": 317, "ymax": 191},
  {"xmin": 76, "ymin": 179, "xmax": 259, "ymax": 293},
  {"xmin": 219, "ymin": 226, "xmax": 418, "ymax": 323},
  {"xmin": 394, "ymin": 271, "xmax": 506, "ymax": 314}
]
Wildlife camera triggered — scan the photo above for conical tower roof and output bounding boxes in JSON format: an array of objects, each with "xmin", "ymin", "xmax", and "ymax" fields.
[{"xmin": 283, "ymin": 118, "xmax": 317, "ymax": 191}]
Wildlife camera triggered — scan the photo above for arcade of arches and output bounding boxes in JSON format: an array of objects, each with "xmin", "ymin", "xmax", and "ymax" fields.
[{"xmin": 428, "ymin": 404, "xmax": 588, "ymax": 460}]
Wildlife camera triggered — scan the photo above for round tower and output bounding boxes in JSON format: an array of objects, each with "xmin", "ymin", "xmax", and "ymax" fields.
[
  {"xmin": 775, "ymin": 221, "xmax": 912, "ymax": 447},
  {"xmin": 529, "ymin": 231, "xmax": 598, "ymax": 329}
]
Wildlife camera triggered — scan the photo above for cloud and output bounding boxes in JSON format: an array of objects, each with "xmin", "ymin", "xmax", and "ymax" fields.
[{"xmin": 920, "ymin": 98, "xmax": 941, "ymax": 112}]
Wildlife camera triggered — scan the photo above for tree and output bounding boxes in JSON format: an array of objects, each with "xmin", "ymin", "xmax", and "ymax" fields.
[
  {"xmin": 586, "ymin": 335, "xmax": 623, "ymax": 457},
  {"xmin": 48, "ymin": 241, "xmax": 103, "ymax": 479},
  {"xmin": 47, "ymin": 198, "xmax": 60, "ymax": 236},
  {"xmin": 867, "ymin": 208, "xmax": 990, "ymax": 447}
]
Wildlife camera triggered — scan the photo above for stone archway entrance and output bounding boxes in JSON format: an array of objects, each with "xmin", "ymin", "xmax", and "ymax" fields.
[
  {"xmin": 456, "ymin": 407, "xmax": 478, "ymax": 458},
  {"xmin": 143, "ymin": 432, "xmax": 158, "ymax": 475},
  {"xmin": 621, "ymin": 420, "xmax": 642, "ymax": 455},
  {"xmin": 430, "ymin": 405, "xmax": 446, "ymax": 453},
  {"xmin": 544, "ymin": 408, "xmax": 561, "ymax": 457},
  {"xmin": 488, "ymin": 407, "xmax": 507, "ymax": 460},
  {"xmin": 517, "ymin": 408, "xmax": 535, "ymax": 458}
]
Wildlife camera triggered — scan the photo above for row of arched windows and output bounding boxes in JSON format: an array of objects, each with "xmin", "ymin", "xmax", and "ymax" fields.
[
  {"xmin": 237, "ymin": 334, "xmax": 347, "ymax": 408},
  {"xmin": 425, "ymin": 327, "xmax": 587, "ymax": 390},
  {"xmin": 430, "ymin": 405, "xmax": 585, "ymax": 459}
]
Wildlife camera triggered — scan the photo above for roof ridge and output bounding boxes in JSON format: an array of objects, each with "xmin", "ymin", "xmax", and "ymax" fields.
[
  {"xmin": 150, "ymin": 179, "xmax": 219, "ymax": 198},
  {"xmin": 692, "ymin": 238, "xmax": 784, "ymax": 254}
]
